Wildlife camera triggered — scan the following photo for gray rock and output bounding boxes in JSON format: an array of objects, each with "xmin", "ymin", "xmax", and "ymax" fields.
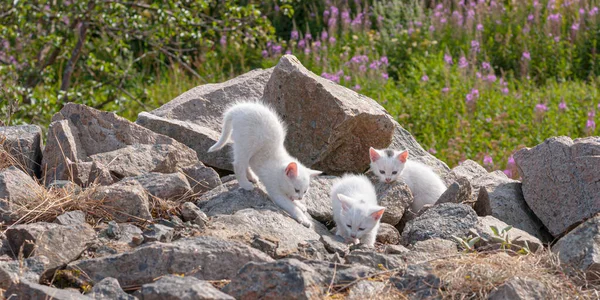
[
  {"xmin": 86, "ymin": 161, "xmax": 114, "ymax": 186},
  {"xmin": 6, "ymin": 222, "xmax": 95, "ymax": 269},
  {"xmin": 320, "ymin": 234, "xmax": 349, "ymax": 257},
  {"xmin": 4, "ymin": 279, "xmax": 92, "ymax": 299},
  {"xmin": 514, "ymin": 136, "xmax": 600, "ymax": 237},
  {"xmin": 181, "ymin": 162, "xmax": 221, "ymax": 195},
  {"xmin": 90, "ymin": 277, "xmax": 136, "ymax": 300},
  {"xmin": 180, "ymin": 202, "xmax": 209, "ymax": 228},
  {"xmin": 48, "ymin": 180, "xmax": 82, "ymax": 192},
  {"xmin": 66, "ymin": 236, "xmax": 273, "ymax": 287},
  {"xmin": 0, "ymin": 166, "xmax": 44, "ymax": 221},
  {"xmin": 106, "ymin": 221, "xmax": 121, "ymax": 239},
  {"xmin": 375, "ymin": 180, "xmax": 413, "ymax": 226},
  {"xmin": 384, "ymin": 244, "xmax": 410, "ymax": 254},
  {"xmin": 410, "ymin": 238, "xmax": 458, "ymax": 254},
  {"xmin": 54, "ymin": 210, "xmax": 86, "ymax": 225},
  {"xmin": 401, "ymin": 203, "xmax": 478, "ymax": 246},
  {"xmin": 223, "ymin": 258, "xmax": 325, "ymax": 299},
  {"xmin": 43, "ymin": 103, "xmax": 198, "ymax": 184},
  {"xmin": 377, "ymin": 223, "xmax": 401, "ymax": 245},
  {"xmin": 136, "ymin": 275, "xmax": 234, "ymax": 300},
  {"xmin": 123, "ymin": 172, "xmax": 191, "ymax": 200},
  {"xmin": 390, "ymin": 264, "xmax": 441, "ymax": 298},
  {"xmin": 0, "ymin": 125, "xmax": 43, "ymax": 177},
  {"xmin": 473, "ymin": 216, "xmax": 543, "ymax": 253},
  {"xmin": 136, "ymin": 68, "xmax": 273, "ymax": 170},
  {"xmin": 436, "ymin": 176, "xmax": 472, "ymax": 205},
  {"xmin": 143, "ymin": 224, "xmax": 174, "ymax": 243},
  {"xmin": 488, "ymin": 277, "xmax": 549, "ymax": 300},
  {"xmin": 0, "ymin": 256, "xmax": 49, "ymax": 289},
  {"xmin": 262, "ymin": 55, "xmax": 395, "ymax": 175},
  {"xmin": 552, "ymin": 214, "xmax": 600, "ymax": 278},
  {"xmin": 346, "ymin": 280, "xmax": 386, "ymax": 300},
  {"xmin": 92, "ymin": 181, "xmax": 152, "ymax": 222},
  {"xmin": 303, "ymin": 176, "xmax": 336, "ymax": 224},
  {"xmin": 345, "ymin": 250, "xmax": 406, "ymax": 270},
  {"xmin": 198, "ymin": 181, "xmax": 280, "ymax": 216},
  {"xmin": 451, "ymin": 160, "xmax": 549, "ymax": 241},
  {"xmin": 303, "ymin": 260, "xmax": 375, "ymax": 287}
]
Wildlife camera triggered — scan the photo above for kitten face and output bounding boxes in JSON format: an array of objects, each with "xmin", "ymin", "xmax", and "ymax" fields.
[
  {"xmin": 337, "ymin": 194, "xmax": 385, "ymax": 239},
  {"xmin": 280, "ymin": 162, "xmax": 321, "ymax": 201},
  {"xmin": 369, "ymin": 147, "xmax": 408, "ymax": 183}
]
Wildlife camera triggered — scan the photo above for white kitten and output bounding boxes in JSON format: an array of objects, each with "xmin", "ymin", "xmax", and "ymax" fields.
[
  {"xmin": 331, "ymin": 174, "xmax": 385, "ymax": 247},
  {"xmin": 369, "ymin": 147, "xmax": 447, "ymax": 212},
  {"xmin": 208, "ymin": 102, "xmax": 322, "ymax": 228}
]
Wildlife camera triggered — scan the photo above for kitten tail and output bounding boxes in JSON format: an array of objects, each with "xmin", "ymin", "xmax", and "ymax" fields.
[{"xmin": 208, "ymin": 113, "xmax": 233, "ymax": 152}]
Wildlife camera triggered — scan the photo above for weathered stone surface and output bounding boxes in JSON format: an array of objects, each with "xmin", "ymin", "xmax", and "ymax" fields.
[
  {"xmin": 436, "ymin": 176, "xmax": 472, "ymax": 205},
  {"xmin": 303, "ymin": 176, "xmax": 336, "ymax": 224},
  {"xmin": 198, "ymin": 181, "xmax": 280, "ymax": 216},
  {"xmin": 142, "ymin": 224, "xmax": 174, "ymax": 243},
  {"xmin": 90, "ymin": 277, "xmax": 136, "ymax": 300},
  {"xmin": 86, "ymin": 160, "xmax": 114, "ymax": 186},
  {"xmin": 43, "ymin": 103, "xmax": 198, "ymax": 184},
  {"xmin": 223, "ymin": 259, "xmax": 325, "ymax": 300},
  {"xmin": 124, "ymin": 172, "xmax": 191, "ymax": 200},
  {"xmin": 136, "ymin": 68, "xmax": 274, "ymax": 170},
  {"xmin": 262, "ymin": 55, "xmax": 395, "ymax": 175},
  {"xmin": 0, "ymin": 166, "xmax": 44, "ymax": 221},
  {"xmin": 377, "ymin": 223, "xmax": 401, "ymax": 245},
  {"xmin": 390, "ymin": 264, "xmax": 441, "ymax": 298},
  {"xmin": 410, "ymin": 238, "xmax": 458, "ymax": 254},
  {"xmin": 345, "ymin": 250, "xmax": 406, "ymax": 270},
  {"xmin": 320, "ymin": 234, "xmax": 349, "ymax": 257},
  {"xmin": 0, "ymin": 125, "xmax": 43, "ymax": 177},
  {"xmin": 514, "ymin": 136, "xmax": 600, "ymax": 237},
  {"xmin": 401, "ymin": 203, "xmax": 478, "ymax": 246},
  {"xmin": 384, "ymin": 244, "xmax": 410, "ymax": 254},
  {"xmin": 488, "ymin": 277, "xmax": 549, "ymax": 300},
  {"xmin": 136, "ymin": 275, "xmax": 234, "ymax": 300},
  {"xmin": 4, "ymin": 279, "xmax": 92, "ymax": 300},
  {"xmin": 54, "ymin": 210, "xmax": 86, "ymax": 225},
  {"xmin": 375, "ymin": 180, "xmax": 413, "ymax": 226},
  {"xmin": 0, "ymin": 256, "xmax": 49, "ymax": 289},
  {"xmin": 67, "ymin": 236, "xmax": 273, "ymax": 287},
  {"xmin": 92, "ymin": 181, "xmax": 152, "ymax": 222},
  {"xmin": 346, "ymin": 280, "xmax": 386, "ymax": 300},
  {"xmin": 6, "ymin": 222, "xmax": 95, "ymax": 269},
  {"xmin": 473, "ymin": 216, "xmax": 543, "ymax": 253},
  {"xmin": 303, "ymin": 260, "xmax": 375, "ymax": 287},
  {"xmin": 451, "ymin": 160, "xmax": 549, "ymax": 241},
  {"xmin": 552, "ymin": 215, "xmax": 600, "ymax": 278},
  {"xmin": 181, "ymin": 162, "xmax": 221, "ymax": 194},
  {"xmin": 180, "ymin": 202, "xmax": 209, "ymax": 228}
]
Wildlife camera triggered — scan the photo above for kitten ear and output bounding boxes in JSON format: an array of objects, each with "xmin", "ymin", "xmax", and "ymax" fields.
[
  {"xmin": 369, "ymin": 147, "xmax": 381, "ymax": 162},
  {"xmin": 285, "ymin": 162, "xmax": 298, "ymax": 178},
  {"xmin": 337, "ymin": 194, "xmax": 354, "ymax": 211},
  {"xmin": 370, "ymin": 207, "xmax": 386, "ymax": 221},
  {"xmin": 308, "ymin": 169, "xmax": 322, "ymax": 177},
  {"xmin": 398, "ymin": 150, "xmax": 409, "ymax": 163}
]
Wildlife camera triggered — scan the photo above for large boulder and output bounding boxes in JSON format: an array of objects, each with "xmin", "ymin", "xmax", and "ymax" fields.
[
  {"xmin": 302, "ymin": 176, "xmax": 336, "ymax": 224},
  {"xmin": 452, "ymin": 160, "xmax": 549, "ymax": 241},
  {"xmin": 136, "ymin": 68, "xmax": 274, "ymax": 170},
  {"xmin": 6, "ymin": 222, "xmax": 95, "ymax": 269},
  {"xmin": 66, "ymin": 236, "xmax": 273, "ymax": 287},
  {"xmin": 262, "ymin": 55, "xmax": 394, "ymax": 175},
  {"xmin": 552, "ymin": 214, "xmax": 600, "ymax": 278},
  {"xmin": 0, "ymin": 125, "xmax": 43, "ymax": 177},
  {"xmin": 401, "ymin": 203, "xmax": 478, "ymax": 246},
  {"xmin": 0, "ymin": 166, "xmax": 44, "ymax": 222},
  {"xmin": 42, "ymin": 103, "xmax": 198, "ymax": 185},
  {"xmin": 514, "ymin": 136, "xmax": 600, "ymax": 237}
]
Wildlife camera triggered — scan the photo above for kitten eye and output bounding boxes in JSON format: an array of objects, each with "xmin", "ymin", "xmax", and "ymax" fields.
[
  {"xmin": 379, "ymin": 170, "xmax": 385, "ymax": 175},
  {"xmin": 294, "ymin": 189, "xmax": 300, "ymax": 193},
  {"xmin": 346, "ymin": 224, "xmax": 351, "ymax": 228},
  {"xmin": 392, "ymin": 171, "xmax": 398, "ymax": 175},
  {"xmin": 358, "ymin": 228, "xmax": 365, "ymax": 231}
]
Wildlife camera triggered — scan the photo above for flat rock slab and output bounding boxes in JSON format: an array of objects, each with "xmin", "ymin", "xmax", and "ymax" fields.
[
  {"xmin": 0, "ymin": 125, "xmax": 43, "ymax": 177},
  {"xmin": 43, "ymin": 103, "xmax": 198, "ymax": 185},
  {"xmin": 263, "ymin": 55, "xmax": 395, "ymax": 175},
  {"xmin": 0, "ymin": 256, "xmax": 49, "ymax": 289},
  {"xmin": 197, "ymin": 181, "xmax": 281, "ymax": 216},
  {"xmin": 4, "ymin": 279, "xmax": 92, "ymax": 300},
  {"xmin": 0, "ymin": 166, "xmax": 44, "ymax": 222},
  {"xmin": 135, "ymin": 275, "xmax": 234, "ymax": 300},
  {"xmin": 90, "ymin": 277, "xmax": 136, "ymax": 300},
  {"xmin": 401, "ymin": 203, "xmax": 478, "ymax": 246},
  {"xmin": 473, "ymin": 216, "xmax": 543, "ymax": 253},
  {"xmin": 488, "ymin": 277, "xmax": 549, "ymax": 300},
  {"xmin": 136, "ymin": 68, "xmax": 274, "ymax": 170},
  {"xmin": 92, "ymin": 181, "xmax": 152, "ymax": 222},
  {"xmin": 66, "ymin": 236, "xmax": 273, "ymax": 287},
  {"xmin": 181, "ymin": 162, "xmax": 221, "ymax": 194},
  {"xmin": 514, "ymin": 136, "xmax": 600, "ymax": 237},
  {"xmin": 552, "ymin": 214, "xmax": 600, "ymax": 278},
  {"xmin": 123, "ymin": 172, "xmax": 192, "ymax": 200}
]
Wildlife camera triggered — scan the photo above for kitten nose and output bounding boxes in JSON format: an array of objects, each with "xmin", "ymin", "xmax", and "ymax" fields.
[
  {"xmin": 350, "ymin": 234, "xmax": 357, "ymax": 238},
  {"xmin": 385, "ymin": 178, "xmax": 392, "ymax": 183}
]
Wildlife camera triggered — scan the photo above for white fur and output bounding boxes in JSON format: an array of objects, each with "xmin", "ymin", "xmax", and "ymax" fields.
[
  {"xmin": 369, "ymin": 148, "xmax": 447, "ymax": 212},
  {"xmin": 208, "ymin": 102, "xmax": 321, "ymax": 227},
  {"xmin": 331, "ymin": 174, "xmax": 385, "ymax": 247}
]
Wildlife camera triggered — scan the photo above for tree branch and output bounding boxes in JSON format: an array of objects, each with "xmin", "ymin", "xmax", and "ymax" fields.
[{"xmin": 59, "ymin": 20, "xmax": 89, "ymax": 101}]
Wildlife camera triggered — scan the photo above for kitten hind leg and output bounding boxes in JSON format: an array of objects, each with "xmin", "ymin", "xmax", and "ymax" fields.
[
  {"xmin": 233, "ymin": 160, "xmax": 254, "ymax": 191},
  {"xmin": 246, "ymin": 167, "xmax": 258, "ymax": 183}
]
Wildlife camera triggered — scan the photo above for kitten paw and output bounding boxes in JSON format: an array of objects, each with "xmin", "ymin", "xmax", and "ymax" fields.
[
  {"xmin": 238, "ymin": 182, "xmax": 255, "ymax": 191},
  {"xmin": 296, "ymin": 202, "xmax": 308, "ymax": 213},
  {"xmin": 301, "ymin": 219, "xmax": 312, "ymax": 228}
]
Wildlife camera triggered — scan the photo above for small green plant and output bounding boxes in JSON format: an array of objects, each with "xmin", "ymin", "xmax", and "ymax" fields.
[
  {"xmin": 452, "ymin": 234, "xmax": 481, "ymax": 252},
  {"xmin": 488, "ymin": 225, "xmax": 531, "ymax": 255}
]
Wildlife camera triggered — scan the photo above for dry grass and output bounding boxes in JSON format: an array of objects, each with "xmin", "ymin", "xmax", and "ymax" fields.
[{"xmin": 0, "ymin": 136, "xmax": 23, "ymax": 171}]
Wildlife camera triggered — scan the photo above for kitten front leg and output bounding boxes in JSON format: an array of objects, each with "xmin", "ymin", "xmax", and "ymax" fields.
[
  {"xmin": 246, "ymin": 168, "xmax": 258, "ymax": 183},
  {"xmin": 271, "ymin": 193, "xmax": 312, "ymax": 228},
  {"xmin": 296, "ymin": 201, "xmax": 308, "ymax": 213},
  {"xmin": 360, "ymin": 229, "xmax": 377, "ymax": 247}
]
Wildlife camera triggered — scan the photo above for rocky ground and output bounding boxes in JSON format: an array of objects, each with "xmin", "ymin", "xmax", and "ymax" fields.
[{"xmin": 0, "ymin": 55, "xmax": 599, "ymax": 299}]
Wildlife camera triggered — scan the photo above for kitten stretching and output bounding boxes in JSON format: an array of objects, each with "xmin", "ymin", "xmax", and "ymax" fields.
[
  {"xmin": 331, "ymin": 174, "xmax": 385, "ymax": 246},
  {"xmin": 208, "ymin": 102, "xmax": 321, "ymax": 228},
  {"xmin": 369, "ymin": 147, "xmax": 446, "ymax": 212}
]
